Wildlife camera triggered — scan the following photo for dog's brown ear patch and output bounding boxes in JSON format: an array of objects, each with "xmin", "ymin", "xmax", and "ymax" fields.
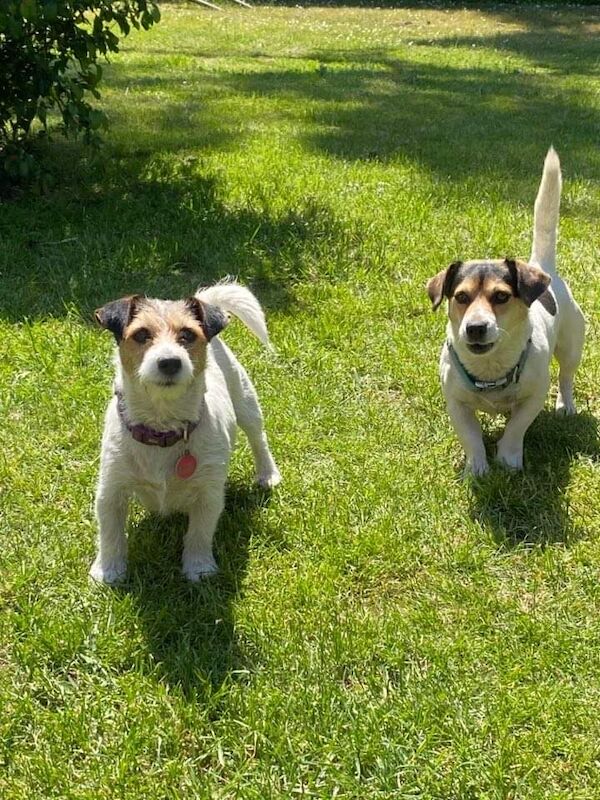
[
  {"xmin": 427, "ymin": 261, "xmax": 462, "ymax": 310},
  {"xmin": 505, "ymin": 258, "xmax": 551, "ymax": 308},
  {"xmin": 185, "ymin": 297, "xmax": 229, "ymax": 341},
  {"xmin": 95, "ymin": 295, "xmax": 141, "ymax": 342}
]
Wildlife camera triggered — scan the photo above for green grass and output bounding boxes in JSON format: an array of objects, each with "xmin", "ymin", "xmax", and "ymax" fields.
[{"xmin": 2, "ymin": 4, "xmax": 600, "ymax": 797}]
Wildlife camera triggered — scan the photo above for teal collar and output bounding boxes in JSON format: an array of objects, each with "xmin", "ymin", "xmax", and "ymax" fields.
[{"xmin": 447, "ymin": 338, "xmax": 532, "ymax": 392}]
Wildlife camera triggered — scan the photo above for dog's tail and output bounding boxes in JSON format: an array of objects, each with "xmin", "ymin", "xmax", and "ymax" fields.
[
  {"xmin": 196, "ymin": 280, "xmax": 271, "ymax": 348},
  {"xmin": 530, "ymin": 146, "xmax": 562, "ymax": 275}
]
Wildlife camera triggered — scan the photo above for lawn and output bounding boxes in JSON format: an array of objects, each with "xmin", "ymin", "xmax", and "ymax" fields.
[{"xmin": 1, "ymin": 3, "xmax": 600, "ymax": 797}]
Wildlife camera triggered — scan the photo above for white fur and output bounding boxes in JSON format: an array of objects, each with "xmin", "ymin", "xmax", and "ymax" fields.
[
  {"xmin": 197, "ymin": 280, "xmax": 271, "ymax": 348},
  {"xmin": 439, "ymin": 148, "xmax": 585, "ymax": 476},
  {"xmin": 91, "ymin": 282, "xmax": 281, "ymax": 584}
]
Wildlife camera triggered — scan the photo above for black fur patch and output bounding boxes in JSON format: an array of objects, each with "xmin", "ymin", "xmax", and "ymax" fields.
[
  {"xmin": 95, "ymin": 296, "xmax": 140, "ymax": 342},
  {"xmin": 537, "ymin": 289, "xmax": 557, "ymax": 316},
  {"xmin": 458, "ymin": 261, "xmax": 515, "ymax": 290},
  {"xmin": 505, "ymin": 258, "xmax": 551, "ymax": 307},
  {"xmin": 186, "ymin": 297, "xmax": 229, "ymax": 340}
]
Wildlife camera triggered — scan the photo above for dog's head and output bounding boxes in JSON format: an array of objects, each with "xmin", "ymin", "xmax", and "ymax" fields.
[
  {"xmin": 426, "ymin": 258, "xmax": 552, "ymax": 354},
  {"xmin": 95, "ymin": 295, "xmax": 228, "ymax": 391}
]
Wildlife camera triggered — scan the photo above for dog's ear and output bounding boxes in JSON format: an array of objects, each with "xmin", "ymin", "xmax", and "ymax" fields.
[
  {"xmin": 95, "ymin": 295, "xmax": 141, "ymax": 342},
  {"xmin": 505, "ymin": 258, "xmax": 551, "ymax": 307},
  {"xmin": 185, "ymin": 297, "xmax": 229, "ymax": 341},
  {"xmin": 426, "ymin": 261, "xmax": 462, "ymax": 310}
]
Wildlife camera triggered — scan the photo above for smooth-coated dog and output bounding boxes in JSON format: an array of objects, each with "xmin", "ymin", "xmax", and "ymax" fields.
[
  {"xmin": 91, "ymin": 281, "xmax": 281, "ymax": 584},
  {"xmin": 427, "ymin": 148, "xmax": 585, "ymax": 476}
]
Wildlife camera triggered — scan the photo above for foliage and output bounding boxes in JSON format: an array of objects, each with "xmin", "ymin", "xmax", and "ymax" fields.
[{"xmin": 0, "ymin": 0, "xmax": 160, "ymax": 188}]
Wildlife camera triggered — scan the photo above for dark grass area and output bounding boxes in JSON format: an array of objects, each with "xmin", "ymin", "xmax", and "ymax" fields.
[{"xmin": 0, "ymin": 156, "xmax": 341, "ymax": 320}]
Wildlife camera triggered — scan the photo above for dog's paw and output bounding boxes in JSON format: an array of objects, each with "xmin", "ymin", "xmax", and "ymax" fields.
[
  {"xmin": 182, "ymin": 554, "xmax": 218, "ymax": 582},
  {"xmin": 555, "ymin": 397, "xmax": 577, "ymax": 416},
  {"xmin": 256, "ymin": 466, "xmax": 282, "ymax": 489},
  {"xmin": 89, "ymin": 557, "xmax": 127, "ymax": 585},
  {"xmin": 464, "ymin": 455, "xmax": 489, "ymax": 478},
  {"xmin": 496, "ymin": 443, "xmax": 523, "ymax": 471}
]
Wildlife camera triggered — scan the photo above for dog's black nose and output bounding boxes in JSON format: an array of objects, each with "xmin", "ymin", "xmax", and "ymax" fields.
[
  {"xmin": 466, "ymin": 322, "xmax": 488, "ymax": 342},
  {"xmin": 157, "ymin": 357, "xmax": 182, "ymax": 376}
]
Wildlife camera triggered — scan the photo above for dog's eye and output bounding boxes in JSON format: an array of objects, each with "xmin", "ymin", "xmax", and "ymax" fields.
[
  {"xmin": 492, "ymin": 291, "xmax": 511, "ymax": 304},
  {"xmin": 454, "ymin": 292, "xmax": 470, "ymax": 305},
  {"xmin": 132, "ymin": 328, "xmax": 151, "ymax": 344},
  {"xmin": 178, "ymin": 328, "xmax": 197, "ymax": 345}
]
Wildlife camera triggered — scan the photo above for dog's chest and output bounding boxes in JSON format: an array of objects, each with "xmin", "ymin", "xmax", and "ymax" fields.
[
  {"xmin": 125, "ymin": 434, "xmax": 232, "ymax": 514},
  {"xmin": 465, "ymin": 385, "xmax": 523, "ymax": 415}
]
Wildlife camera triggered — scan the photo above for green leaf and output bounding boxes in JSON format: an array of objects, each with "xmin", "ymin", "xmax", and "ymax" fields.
[{"xmin": 1, "ymin": 0, "xmax": 161, "ymax": 186}]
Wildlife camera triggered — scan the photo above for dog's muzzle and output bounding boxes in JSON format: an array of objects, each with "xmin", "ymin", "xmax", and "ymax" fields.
[
  {"xmin": 158, "ymin": 357, "xmax": 182, "ymax": 377},
  {"xmin": 465, "ymin": 322, "xmax": 495, "ymax": 354}
]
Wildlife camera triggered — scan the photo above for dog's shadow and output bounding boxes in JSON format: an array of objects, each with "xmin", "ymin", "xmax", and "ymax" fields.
[
  {"xmin": 469, "ymin": 409, "xmax": 599, "ymax": 548},
  {"xmin": 117, "ymin": 480, "xmax": 276, "ymax": 697}
]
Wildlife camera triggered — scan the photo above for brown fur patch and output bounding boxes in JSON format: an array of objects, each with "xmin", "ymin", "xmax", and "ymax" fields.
[
  {"xmin": 448, "ymin": 261, "xmax": 528, "ymax": 329},
  {"xmin": 426, "ymin": 261, "xmax": 462, "ymax": 310},
  {"xmin": 119, "ymin": 299, "xmax": 208, "ymax": 376}
]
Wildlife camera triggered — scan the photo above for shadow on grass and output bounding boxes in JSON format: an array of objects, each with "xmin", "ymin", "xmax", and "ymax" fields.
[
  {"xmin": 224, "ymin": 52, "xmax": 599, "ymax": 180},
  {"xmin": 2, "ymin": 7, "xmax": 598, "ymax": 322},
  {"xmin": 469, "ymin": 410, "xmax": 599, "ymax": 548},
  {"xmin": 0, "ymin": 153, "xmax": 343, "ymax": 321},
  {"xmin": 416, "ymin": 29, "xmax": 599, "ymax": 76},
  {"xmin": 117, "ymin": 480, "xmax": 275, "ymax": 696},
  {"xmin": 107, "ymin": 32, "xmax": 600, "ymax": 180}
]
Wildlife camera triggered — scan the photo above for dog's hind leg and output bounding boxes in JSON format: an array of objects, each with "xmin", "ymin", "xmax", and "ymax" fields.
[
  {"xmin": 554, "ymin": 302, "xmax": 585, "ymax": 415},
  {"xmin": 233, "ymin": 366, "xmax": 281, "ymax": 488},
  {"xmin": 211, "ymin": 340, "xmax": 281, "ymax": 488}
]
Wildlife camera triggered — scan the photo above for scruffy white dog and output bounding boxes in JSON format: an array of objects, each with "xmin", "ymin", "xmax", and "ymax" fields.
[
  {"xmin": 427, "ymin": 148, "xmax": 585, "ymax": 475},
  {"xmin": 91, "ymin": 282, "xmax": 281, "ymax": 584}
]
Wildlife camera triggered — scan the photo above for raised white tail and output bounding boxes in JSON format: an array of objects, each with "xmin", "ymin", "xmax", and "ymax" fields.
[
  {"xmin": 530, "ymin": 146, "xmax": 562, "ymax": 275},
  {"xmin": 196, "ymin": 280, "xmax": 271, "ymax": 348}
]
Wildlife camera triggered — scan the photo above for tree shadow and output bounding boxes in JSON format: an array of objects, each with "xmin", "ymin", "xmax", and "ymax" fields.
[
  {"xmin": 485, "ymin": 5, "xmax": 600, "ymax": 34},
  {"xmin": 102, "ymin": 70, "xmax": 244, "ymax": 155},
  {"xmin": 0, "ymin": 149, "xmax": 344, "ymax": 321},
  {"xmin": 114, "ymin": 480, "xmax": 276, "ymax": 697},
  {"xmin": 3, "ymin": 7, "xmax": 598, "ymax": 323},
  {"xmin": 416, "ymin": 29, "xmax": 599, "ymax": 76},
  {"xmin": 469, "ymin": 410, "xmax": 599, "ymax": 548},
  {"xmin": 223, "ymin": 51, "xmax": 600, "ymax": 180}
]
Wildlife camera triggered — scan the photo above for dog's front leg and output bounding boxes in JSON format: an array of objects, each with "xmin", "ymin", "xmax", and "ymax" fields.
[
  {"xmin": 496, "ymin": 394, "xmax": 545, "ymax": 470},
  {"xmin": 447, "ymin": 399, "xmax": 488, "ymax": 476},
  {"xmin": 91, "ymin": 487, "xmax": 129, "ymax": 584},
  {"xmin": 182, "ymin": 481, "xmax": 225, "ymax": 581}
]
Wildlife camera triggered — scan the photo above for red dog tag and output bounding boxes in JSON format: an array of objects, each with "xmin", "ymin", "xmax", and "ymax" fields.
[{"xmin": 176, "ymin": 452, "xmax": 197, "ymax": 479}]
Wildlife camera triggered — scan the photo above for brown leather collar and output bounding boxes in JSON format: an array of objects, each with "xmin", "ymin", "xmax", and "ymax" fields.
[{"xmin": 115, "ymin": 391, "xmax": 200, "ymax": 447}]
